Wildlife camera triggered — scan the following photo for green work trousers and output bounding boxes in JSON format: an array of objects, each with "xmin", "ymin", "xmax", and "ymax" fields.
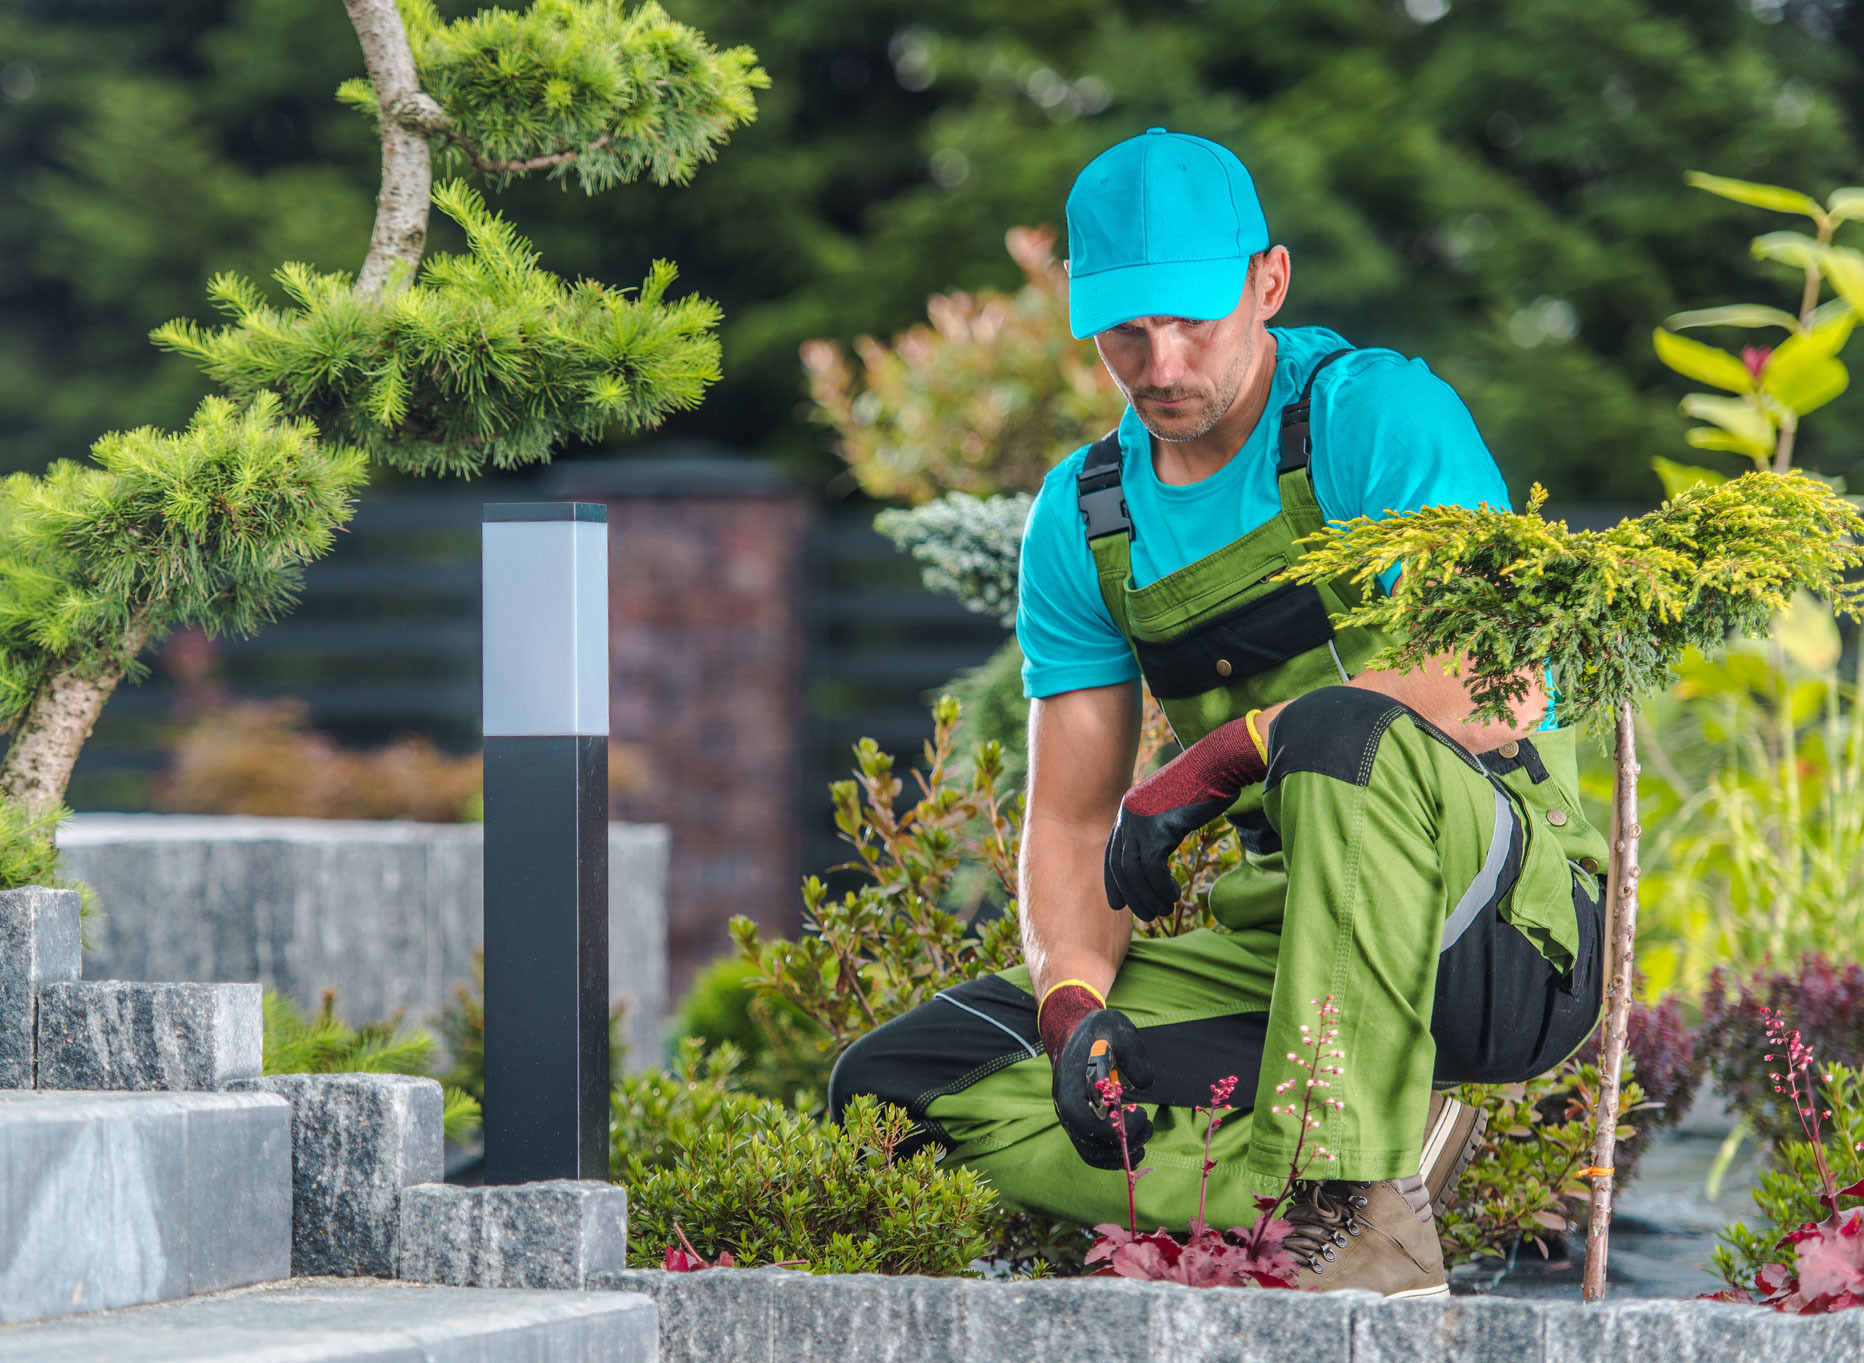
[{"xmin": 828, "ymin": 688, "xmax": 1609, "ymax": 1231}]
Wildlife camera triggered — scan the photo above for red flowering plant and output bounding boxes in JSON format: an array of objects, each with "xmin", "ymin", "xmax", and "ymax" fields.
[
  {"xmin": 662, "ymin": 1223, "xmax": 737, "ymax": 1272},
  {"xmin": 1084, "ymin": 996, "xmax": 1346, "ymax": 1289},
  {"xmin": 1707, "ymin": 1008, "xmax": 1864, "ymax": 1312}
]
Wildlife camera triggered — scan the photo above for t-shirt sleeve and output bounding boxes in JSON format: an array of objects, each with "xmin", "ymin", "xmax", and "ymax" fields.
[
  {"xmin": 1312, "ymin": 354, "xmax": 1511, "ymax": 592},
  {"xmin": 1015, "ymin": 460, "xmax": 1142, "ymax": 699}
]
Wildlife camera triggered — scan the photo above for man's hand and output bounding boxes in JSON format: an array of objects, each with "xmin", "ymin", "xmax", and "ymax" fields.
[
  {"xmin": 1038, "ymin": 982, "xmax": 1155, "ymax": 1169},
  {"xmin": 1104, "ymin": 711, "xmax": 1267, "ymax": 921}
]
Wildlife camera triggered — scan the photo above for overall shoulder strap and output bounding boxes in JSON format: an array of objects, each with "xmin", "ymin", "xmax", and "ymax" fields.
[
  {"xmin": 1074, "ymin": 429, "xmax": 1137, "ymax": 638},
  {"xmin": 1075, "ymin": 429, "xmax": 1130, "ymax": 541},
  {"xmin": 1276, "ymin": 347, "xmax": 1355, "ymax": 476}
]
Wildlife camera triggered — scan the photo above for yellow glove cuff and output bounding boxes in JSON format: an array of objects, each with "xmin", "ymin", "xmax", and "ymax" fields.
[
  {"xmin": 1038, "ymin": 978, "xmax": 1106, "ymax": 1022},
  {"xmin": 1244, "ymin": 709, "xmax": 1269, "ymax": 762}
]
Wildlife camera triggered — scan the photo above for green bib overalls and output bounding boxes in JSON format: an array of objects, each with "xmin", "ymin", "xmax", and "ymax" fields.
[{"xmin": 830, "ymin": 350, "xmax": 1610, "ymax": 1229}]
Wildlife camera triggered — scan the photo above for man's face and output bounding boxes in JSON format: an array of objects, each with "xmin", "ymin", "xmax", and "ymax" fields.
[{"xmin": 1091, "ymin": 251, "xmax": 1286, "ymax": 442}]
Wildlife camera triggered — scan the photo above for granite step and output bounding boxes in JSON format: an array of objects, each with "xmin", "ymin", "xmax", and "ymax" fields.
[
  {"xmin": 0, "ymin": 1090, "xmax": 291, "ymax": 1324},
  {"xmin": 0, "ymin": 1280, "xmax": 658, "ymax": 1362}
]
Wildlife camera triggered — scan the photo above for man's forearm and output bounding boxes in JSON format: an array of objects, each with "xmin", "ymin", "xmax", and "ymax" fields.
[
  {"xmin": 1258, "ymin": 652, "xmax": 1545, "ymax": 754},
  {"xmin": 1019, "ymin": 811, "xmax": 1133, "ymax": 1005}
]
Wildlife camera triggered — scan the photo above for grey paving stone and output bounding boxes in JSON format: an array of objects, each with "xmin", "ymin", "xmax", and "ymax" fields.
[
  {"xmin": 34, "ymin": 980, "xmax": 261, "ymax": 1090},
  {"xmin": 596, "ymin": 1266, "xmax": 779, "ymax": 1362},
  {"xmin": 1541, "ymin": 1296, "xmax": 1743, "ymax": 1362},
  {"xmin": 1151, "ymin": 1284, "xmax": 1371, "ymax": 1363},
  {"xmin": 1635, "ymin": 1298, "xmax": 1864, "ymax": 1363},
  {"xmin": 0, "ymin": 1090, "xmax": 289, "ymax": 1324},
  {"xmin": 771, "ymin": 1273, "xmax": 967, "ymax": 1363},
  {"xmin": 963, "ymin": 1277, "xmax": 1166, "ymax": 1363},
  {"xmin": 251, "ymin": 1074, "xmax": 442, "ymax": 1278},
  {"xmin": 0, "ymin": 887, "xmax": 80, "ymax": 1090},
  {"xmin": 0, "ymin": 1279, "xmax": 658, "ymax": 1362},
  {"xmin": 185, "ymin": 1089, "xmax": 293, "ymax": 1294},
  {"xmin": 398, "ymin": 1180, "xmax": 628, "ymax": 1289},
  {"xmin": 1354, "ymin": 1294, "xmax": 1546, "ymax": 1363}
]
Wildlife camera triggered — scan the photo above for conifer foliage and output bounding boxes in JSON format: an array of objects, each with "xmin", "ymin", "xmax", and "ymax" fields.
[
  {"xmin": 0, "ymin": 0, "xmax": 761, "ymax": 856},
  {"xmin": 0, "ymin": 395, "xmax": 365, "ymax": 821},
  {"xmin": 153, "ymin": 183, "xmax": 725, "ymax": 477},
  {"xmin": 377, "ymin": 0, "xmax": 766, "ymax": 193}
]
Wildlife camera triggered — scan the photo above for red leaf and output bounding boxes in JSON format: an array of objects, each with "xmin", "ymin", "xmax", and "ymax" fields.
[
  {"xmin": 1836, "ymin": 1177, "xmax": 1864, "ymax": 1201},
  {"xmin": 663, "ymin": 1246, "xmax": 705, "ymax": 1272},
  {"xmin": 1231, "ymin": 1215, "xmax": 1293, "ymax": 1259},
  {"xmin": 1795, "ymin": 1210, "xmax": 1864, "ymax": 1301},
  {"xmin": 1756, "ymin": 1262, "xmax": 1795, "ymax": 1296},
  {"xmin": 1699, "ymin": 1288, "xmax": 1756, "ymax": 1305},
  {"xmin": 1107, "ymin": 1238, "xmax": 1178, "ymax": 1281}
]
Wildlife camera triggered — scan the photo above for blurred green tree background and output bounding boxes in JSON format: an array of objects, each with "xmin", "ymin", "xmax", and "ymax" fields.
[{"xmin": 3, "ymin": 0, "xmax": 1862, "ymax": 500}]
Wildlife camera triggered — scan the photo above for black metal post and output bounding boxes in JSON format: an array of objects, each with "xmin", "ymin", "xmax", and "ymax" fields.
[{"xmin": 481, "ymin": 502, "xmax": 610, "ymax": 1183}]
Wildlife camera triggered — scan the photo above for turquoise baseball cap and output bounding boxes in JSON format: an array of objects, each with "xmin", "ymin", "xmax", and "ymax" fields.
[{"xmin": 1065, "ymin": 127, "xmax": 1270, "ymax": 339}]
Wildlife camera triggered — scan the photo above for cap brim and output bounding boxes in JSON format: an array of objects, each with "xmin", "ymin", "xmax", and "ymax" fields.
[{"xmin": 1068, "ymin": 257, "xmax": 1250, "ymax": 339}]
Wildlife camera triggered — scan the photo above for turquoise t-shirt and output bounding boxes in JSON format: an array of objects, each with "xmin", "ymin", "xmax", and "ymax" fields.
[{"xmin": 1016, "ymin": 325, "xmax": 1512, "ymax": 699}]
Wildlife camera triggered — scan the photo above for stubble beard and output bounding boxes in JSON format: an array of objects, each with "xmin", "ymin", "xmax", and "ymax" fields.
[{"xmin": 1128, "ymin": 334, "xmax": 1254, "ymax": 444}]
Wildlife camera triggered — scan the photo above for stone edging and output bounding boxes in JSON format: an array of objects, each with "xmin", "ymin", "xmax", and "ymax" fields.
[{"xmin": 593, "ymin": 1268, "xmax": 1864, "ymax": 1363}]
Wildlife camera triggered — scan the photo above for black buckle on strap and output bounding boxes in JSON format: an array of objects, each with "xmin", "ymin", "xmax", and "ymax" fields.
[
  {"xmin": 1277, "ymin": 348, "xmax": 1354, "ymax": 476},
  {"xmin": 1076, "ymin": 430, "xmax": 1131, "ymax": 541},
  {"xmin": 1277, "ymin": 403, "xmax": 1314, "ymax": 476},
  {"xmin": 1078, "ymin": 478, "xmax": 1132, "ymax": 539}
]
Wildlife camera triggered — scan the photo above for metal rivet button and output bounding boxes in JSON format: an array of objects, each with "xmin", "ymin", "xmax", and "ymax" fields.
[
  {"xmin": 1497, "ymin": 740, "xmax": 1520, "ymax": 759},
  {"xmin": 1215, "ymin": 659, "xmax": 1233, "ymax": 678},
  {"xmin": 1547, "ymin": 809, "xmax": 1569, "ymax": 827},
  {"xmin": 1579, "ymin": 856, "xmax": 1600, "ymax": 874}
]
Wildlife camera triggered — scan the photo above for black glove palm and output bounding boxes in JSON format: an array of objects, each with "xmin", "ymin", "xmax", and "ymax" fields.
[
  {"xmin": 1052, "ymin": 1008, "xmax": 1155, "ymax": 1170},
  {"xmin": 1104, "ymin": 712, "xmax": 1269, "ymax": 922}
]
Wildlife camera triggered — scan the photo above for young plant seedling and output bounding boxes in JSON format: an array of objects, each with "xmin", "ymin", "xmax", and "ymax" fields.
[{"xmin": 1285, "ymin": 471, "xmax": 1864, "ymax": 1301}]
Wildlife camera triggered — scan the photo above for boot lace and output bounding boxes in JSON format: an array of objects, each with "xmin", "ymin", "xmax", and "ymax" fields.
[{"xmin": 1280, "ymin": 1180, "xmax": 1369, "ymax": 1275}]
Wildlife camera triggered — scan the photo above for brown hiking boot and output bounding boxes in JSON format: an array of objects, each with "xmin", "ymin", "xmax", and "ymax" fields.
[
  {"xmin": 1284, "ymin": 1180, "xmax": 1450, "ymax": 1297},
  {"xmin": 1420, "ymin": 1090, "xmax": 1488, "ymax": 1216}
]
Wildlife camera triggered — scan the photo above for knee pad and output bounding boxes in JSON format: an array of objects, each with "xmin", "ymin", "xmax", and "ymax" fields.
[{"xmin": 1265, "ymin": 686, "xmax": 1413, "ymax": 789}]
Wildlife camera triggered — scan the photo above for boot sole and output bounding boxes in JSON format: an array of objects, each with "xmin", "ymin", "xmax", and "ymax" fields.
[
  {"xmin": 1420, "ymin": 1094, "xmax": 1489, "ymax": 1216},
  {"xmin": 1385, "ymin": 1282, "xmax": 1452, "ymax": 1299}
]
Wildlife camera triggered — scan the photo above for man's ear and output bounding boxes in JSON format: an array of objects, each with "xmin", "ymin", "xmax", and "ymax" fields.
[{"xmin": 1255, "ymin": 245, "xmax": 1292, "ymax": 322}]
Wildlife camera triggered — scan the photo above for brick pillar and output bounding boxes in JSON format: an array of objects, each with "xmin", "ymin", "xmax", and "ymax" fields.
[{"xmin": 545, "ymin": 454, "xmax": 811, "ymax": 1001}]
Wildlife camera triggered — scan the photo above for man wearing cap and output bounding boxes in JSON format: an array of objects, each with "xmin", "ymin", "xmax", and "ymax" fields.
[{"xmin": 829, "ymin": 129, "xmax": 1608, "ymax": 1297}]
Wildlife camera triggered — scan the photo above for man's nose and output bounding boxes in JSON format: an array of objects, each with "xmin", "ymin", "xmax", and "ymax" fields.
[{"xmin": 1142, "ymin": 330, "xmax": 1188, "ymax": 387}]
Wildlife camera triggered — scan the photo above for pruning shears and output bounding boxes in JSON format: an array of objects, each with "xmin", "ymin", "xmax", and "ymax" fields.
[{"xmin": 1086, "ymin": 1037, "xmax": 1123, "ymax": 1120}]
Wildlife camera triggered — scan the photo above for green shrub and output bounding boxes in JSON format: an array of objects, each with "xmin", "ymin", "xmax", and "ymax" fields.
[
  {"xmin": 674, "ymin": 955, "xmax": 831, "ymax": 1107},
  {"xmin": 1440, "ymin": 1060, "xmax": 1646, "ymax": 1267},
  {"xmin": 435, "ymin": 949, "xmax": 486, "ymax": 1107},
  {"xmin": 262, "ymin": 989, "xmax": 481, "ymax": 1145},
  {"xmin": 612, "ymin": 1041, "xmax": 998, "ymax": 1273},
  {"xmin": 0, "ymin": 801, "xmax": 94, "ymax": 937}
]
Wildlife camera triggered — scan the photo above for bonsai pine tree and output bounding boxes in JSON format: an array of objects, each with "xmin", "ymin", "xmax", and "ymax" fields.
[
  {"xmin": 1285, "ymin": 471, "xmax": 1864, "ymax": 1301},
  {"xmin": 0, "ymin": 0, "xmax": 763, "ymax": 841}
]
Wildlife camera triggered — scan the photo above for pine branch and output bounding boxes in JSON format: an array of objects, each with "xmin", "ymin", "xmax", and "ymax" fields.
[
  {"xmin": 152, "ymin": 185, "xmax": 723, "ymax": 476},
  {"xmin": 0, "ymin": 395, "xmax": 365, "ymax": 813}
]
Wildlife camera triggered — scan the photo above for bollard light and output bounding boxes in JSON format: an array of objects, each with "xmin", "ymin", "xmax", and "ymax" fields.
[{"xmin": 481, "ymin": 502, "xmax": 610, "ymax": 1183}]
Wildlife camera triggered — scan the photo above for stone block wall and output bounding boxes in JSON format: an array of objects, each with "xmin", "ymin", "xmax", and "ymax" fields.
[
  {"xmin": 59, "ymin": 814, "xmax": 668, "ymax": 1067},
  {"xmin": 592, "ymin": 1270, "xmax": 1864, "ymax": 1363}
]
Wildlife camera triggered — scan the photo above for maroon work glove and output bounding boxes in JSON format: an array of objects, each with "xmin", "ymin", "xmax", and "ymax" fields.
[
  {"xmin": 1103, "ymin": 713, "xmax": 1267, "ymax": 922},
  {"xmin": 1038, "ymin": 983, "xmax": 1155, "ymax": 1170}
]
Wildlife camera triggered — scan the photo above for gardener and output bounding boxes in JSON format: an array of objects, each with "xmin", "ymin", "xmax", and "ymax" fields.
[{"xmin": 830, "ymin": 128, "xmax": 1610, "ymax": 1297}]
